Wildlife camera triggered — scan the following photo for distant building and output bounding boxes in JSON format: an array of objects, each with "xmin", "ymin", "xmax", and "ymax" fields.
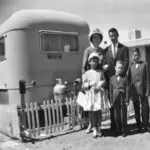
[{"xmin": 128, "ymin": 29, "xmax": 141, "ymax": 40}]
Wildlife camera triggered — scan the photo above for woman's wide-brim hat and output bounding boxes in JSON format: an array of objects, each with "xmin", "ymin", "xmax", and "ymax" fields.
[
  {"xmin": 89, "ymin": 28, "xmax": 103, "ymax": 42},
  {"xmin": 88, "ymin": 52, "xmax": 100, "ymax": 62}
]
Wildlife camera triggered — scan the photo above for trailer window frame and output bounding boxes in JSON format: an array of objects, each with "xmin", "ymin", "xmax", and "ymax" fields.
[
  {"xmin": 0, "ymin": 36, "xmax": 6, "ymax": 61},
  {"xmin": 39, "ymin": 30, "xmax": 79, "ymax": 53}
]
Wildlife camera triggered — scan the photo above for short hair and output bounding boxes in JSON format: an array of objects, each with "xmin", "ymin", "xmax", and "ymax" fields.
[
  {"xmin": 115, "ymin": 60, "xmax": 124, "ymax": 67},
  {"xmin": 108, "ymin": 27, "xmax": 119, "ymax": 36},
  {"xmin": 133, "ymin": 48, "xmax": 141, "ymax": 55}
]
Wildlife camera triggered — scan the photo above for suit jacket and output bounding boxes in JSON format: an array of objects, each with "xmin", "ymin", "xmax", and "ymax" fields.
[
  {"xmin": 82, "ymin": 46, "xmax": 104, "ymax": 74},
  {"xmin": 105, "ymin": 43, "xmax": 129, "ymax": 77},
  {"xmin": 110, "ymin": 75, "xmax": 128, "ymax": 105},
  {"xmin": 128, "ymin": 61, "xmax": 149, "ymax": 97}
]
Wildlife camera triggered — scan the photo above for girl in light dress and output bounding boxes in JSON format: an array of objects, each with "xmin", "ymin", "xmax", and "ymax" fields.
[{"xmin": 77, "ymin": 52, "xmax": 110, "ymax": 138}]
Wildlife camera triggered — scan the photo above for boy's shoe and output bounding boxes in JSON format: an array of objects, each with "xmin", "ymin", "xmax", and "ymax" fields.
[{"xmin": 92, "ymin": 128, "xmax": 98, "ymax": 138}]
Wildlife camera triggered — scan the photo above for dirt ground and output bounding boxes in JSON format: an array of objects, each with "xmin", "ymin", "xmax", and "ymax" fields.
[{"xmin": 1, "ymin": 119, "xmax": 150, "ymax": 150}]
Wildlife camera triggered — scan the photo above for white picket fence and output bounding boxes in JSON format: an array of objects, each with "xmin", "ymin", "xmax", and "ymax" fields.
[{"xmin": 17, "ymin": 96, "xmax": 135, "ymax": 140}]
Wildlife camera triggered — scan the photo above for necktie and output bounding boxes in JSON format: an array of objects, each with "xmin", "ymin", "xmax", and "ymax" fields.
[{"xmin": 112, "ymin": 44, "xmax": 116, "ymax": 58}]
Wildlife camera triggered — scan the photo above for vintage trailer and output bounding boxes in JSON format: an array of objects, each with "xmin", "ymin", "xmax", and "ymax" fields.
[
  {"xmin": 124, "ymin": 37, "xmax": 150, "ymax": 89},
  {"xmin": 0, "ymin": 9, "xmax": 89, "ymax": 137},
  {"xmin": 0, "ymin": 9, "xmax": 89, "ymax": 105}
]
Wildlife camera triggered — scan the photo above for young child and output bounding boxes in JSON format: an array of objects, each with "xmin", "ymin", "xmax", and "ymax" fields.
[
  {"xmin": 78, "ymin": 52, "xmax": 106, "ymax": 138},
  {"xmin": 109, "ymin": 60, "xmax": 129, "ymax": 137},
  {"xmin": 128, "ymin": 48, "xmax": 150, "ymax": 133}
]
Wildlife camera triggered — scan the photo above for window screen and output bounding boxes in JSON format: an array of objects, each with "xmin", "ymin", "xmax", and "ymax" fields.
[
  {"xmin": 40, "ymin": 31, "xmax": 78, "ymax": 52},
  {"xmin": 0, "ymin": 37, "xmax": 5, "ymax": 59}
]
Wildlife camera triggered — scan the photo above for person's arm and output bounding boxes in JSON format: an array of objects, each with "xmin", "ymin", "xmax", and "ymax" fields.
[
  {"xmin": 144, "ymin": 63, "xmax": 149, "ymax": 96},
  {"xmin": 125, "ymin": 76, "xmax": 129, "ymax": 105},
  {"xmin": 82, "ymin": 48, "xmax": 90, "ymax": 74},
  {"xmin": 123, "ymin": 46, "xmax": 129, "ymax": 75},
  {"xmin": 103, "ymin": 47, "xmax": 109, "ymax": 71},
  {"xmin": 127, "ymin": 63, "xmax": 131, "ymax": 85},
  {"xmin": 82, "ymin": 73, "xmax": 90, "ymax": 90},
  {"xmin": 109, "ymin": 78, "xmax": 113, "ymax": 106},
  {"xmin": 96, "ymin": 71, "xmax": 106, "ymax": 89}
]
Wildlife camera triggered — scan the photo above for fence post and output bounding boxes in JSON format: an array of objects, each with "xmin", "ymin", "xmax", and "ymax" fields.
[{"xmin": 19, "ymin": 80, "xmax": 27, "ymax": 140}]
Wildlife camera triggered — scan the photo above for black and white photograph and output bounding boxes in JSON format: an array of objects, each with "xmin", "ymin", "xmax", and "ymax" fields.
[{"xmin": 0, "ymin": 0, "xmax": 150, "ymax": 150}]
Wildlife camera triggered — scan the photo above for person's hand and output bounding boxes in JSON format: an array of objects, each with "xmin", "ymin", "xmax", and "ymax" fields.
[
  {"xmin": 103, "ymin": 64, "xmax": 109, "ymax": 71},
  {"xmin": 146, "ymin": 91, "xmax": 149, "ymax": 97},
  {"xmin": 89, "ymin": 81, "xmax": 96, "ymax": 87},
  {"xmin": 110, "ymin": 103, "xmax": 113, "ymax": 108},
  {"xmin": 96, "ymin": 81, "xmax": 104, "ymax": 89},
  {"xmin": 125, "ymin": 102, "xmax": 129, "ymax": 106}
]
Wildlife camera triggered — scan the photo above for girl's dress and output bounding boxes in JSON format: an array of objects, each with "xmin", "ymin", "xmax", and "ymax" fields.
[{"xmin": 77, "ymin": 69, "xmax": 110, "ymax": 112}]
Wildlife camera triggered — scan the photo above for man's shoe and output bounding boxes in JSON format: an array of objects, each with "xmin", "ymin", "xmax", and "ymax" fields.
[
  {"xmin": 147, "ymin": 127, "xmax": 150, "ymax": 133},
  {"xmin": 144, "ymin": 126, "xmax": 150, "ymax": 133},
  {"xmin": 137, "ymin": 127, "xmax": 143, "ymax": 133},
  {"xmin": 122, "ymin": 132, "xmax": 127, "ymax": 137}
]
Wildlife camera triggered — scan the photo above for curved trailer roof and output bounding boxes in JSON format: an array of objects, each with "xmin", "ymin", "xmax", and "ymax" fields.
[{"xmin": 0, "ymin": 9, "xmax": 90, "ymax": 35}]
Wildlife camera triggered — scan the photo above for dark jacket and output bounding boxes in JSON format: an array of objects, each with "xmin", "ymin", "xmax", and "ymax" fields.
[
  {"xmin": 105, "ymin": 43, "xmax": 129, "ymax": 77},
  {"xmin": 82, "ymin": 46, "xmax": 104, "ymax": 74},
  {"xmin": 128, "ymin": 61, "xmax": 149, "ymax": 98},
  {"xmin": 109, "ymin": 75, "xmax": 128, "ymax": 105}
]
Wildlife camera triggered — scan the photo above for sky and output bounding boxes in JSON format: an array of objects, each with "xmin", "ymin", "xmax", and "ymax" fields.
[{"xmin": 0, "ymin": 0, "xmax": 150, "ymax": 43}]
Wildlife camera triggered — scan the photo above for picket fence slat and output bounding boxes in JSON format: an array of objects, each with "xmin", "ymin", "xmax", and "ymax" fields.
[
  {"xmin": 34, "ymin": 102, "xmax": 40, "ymax": 136},
  {"xmin": 66, "ymin": 97, "xmax": 71, "ymax": 128},
  {"xmin": 43, "ymin": 101, "xmax": 48, "ymax": 134},
  {"xmin": 47, "ymin": 100, "xmax": 52, "ymax": 133},
  {"xmin": 54, "ymin": 96, "xmax": 60, "ymax": 131},
  {"xmin": 51, "ymin": 100, "xmax": 56, "ymax": 132},
  {"xmin": 59, "ymin": 98, "xmax": 64, "ymax": 130},
  {"xmin": 70, "ymin": 97, "xmax": 75, "ymax": 128},
  {"xmin": 26, "ymin": 103, "xmax": 31, "ymax": 130},
  {"xmin": 30, "ymin": 103, "xmax": 35, "ymax": 137}
]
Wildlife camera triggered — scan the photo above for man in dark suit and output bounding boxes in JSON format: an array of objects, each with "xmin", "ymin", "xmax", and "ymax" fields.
[
  {"xmin": 109, "ymin": 60, "xmax": 129, "ymax": 137},
  {"xmin": 128, "ymin": 48, "xmax": 150, "ymax": 133},
  {"xmin": 104, "ymin": 28, "xmax": 129, "ymax": 132}
]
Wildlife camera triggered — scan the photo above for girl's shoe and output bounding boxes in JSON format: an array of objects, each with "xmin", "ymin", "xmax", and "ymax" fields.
[
  {"xmin": 97, "ymin": 127, "xmax": 103, "ymax": 137},
  {"xmin": 97, "ymin": 131, "xmax": 103, "ymax": 137},
  {"xmin": 85, "ymin": 127, "xmax": 92, "ymax": 134},
  {"xmin": 85, "ymin": 123, "xmax": 92, "ymax": 134},
  {"xmin": 92, "ymin": 128, "xmax": 98, "ymax": 138}
]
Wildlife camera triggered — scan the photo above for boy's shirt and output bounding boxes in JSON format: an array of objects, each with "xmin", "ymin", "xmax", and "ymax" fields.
[{"xmin": 110, "ymin": 75, "xmax": 128, "ymax": 106}]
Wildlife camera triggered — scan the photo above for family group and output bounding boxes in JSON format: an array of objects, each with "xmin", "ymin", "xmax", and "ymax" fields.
[{"xmin": 77, "ymin": 27, "xmax": 150, "ymax": 138}]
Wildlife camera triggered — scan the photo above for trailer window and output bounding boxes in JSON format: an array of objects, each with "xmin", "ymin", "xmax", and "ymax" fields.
[
  {"xmin": 0, "ymin": 37, "xmax": 5, "ymax": 60},
  {"xmin": 40, "ymin": 31, "xmax": 78, "ymax": 52}
]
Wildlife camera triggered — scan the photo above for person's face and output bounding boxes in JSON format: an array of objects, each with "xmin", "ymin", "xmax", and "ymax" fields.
[
  {"xmin": 109, "ymin": 31, "xmax": 119, "ymax": 44},
  {"xmin": 133, "ymin": 51, "xmax": 141, "ymax": 63},
  {"xmin": 115, "ymin": 63, "xmax": 124, "ymax": 75},
  {"xmin": 89, "ymin": 57, "xmax": 99, "ymax": 69},
  {"xmin": 92, "ymin": 34, "xmax": 102, "ymax": 47}
]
